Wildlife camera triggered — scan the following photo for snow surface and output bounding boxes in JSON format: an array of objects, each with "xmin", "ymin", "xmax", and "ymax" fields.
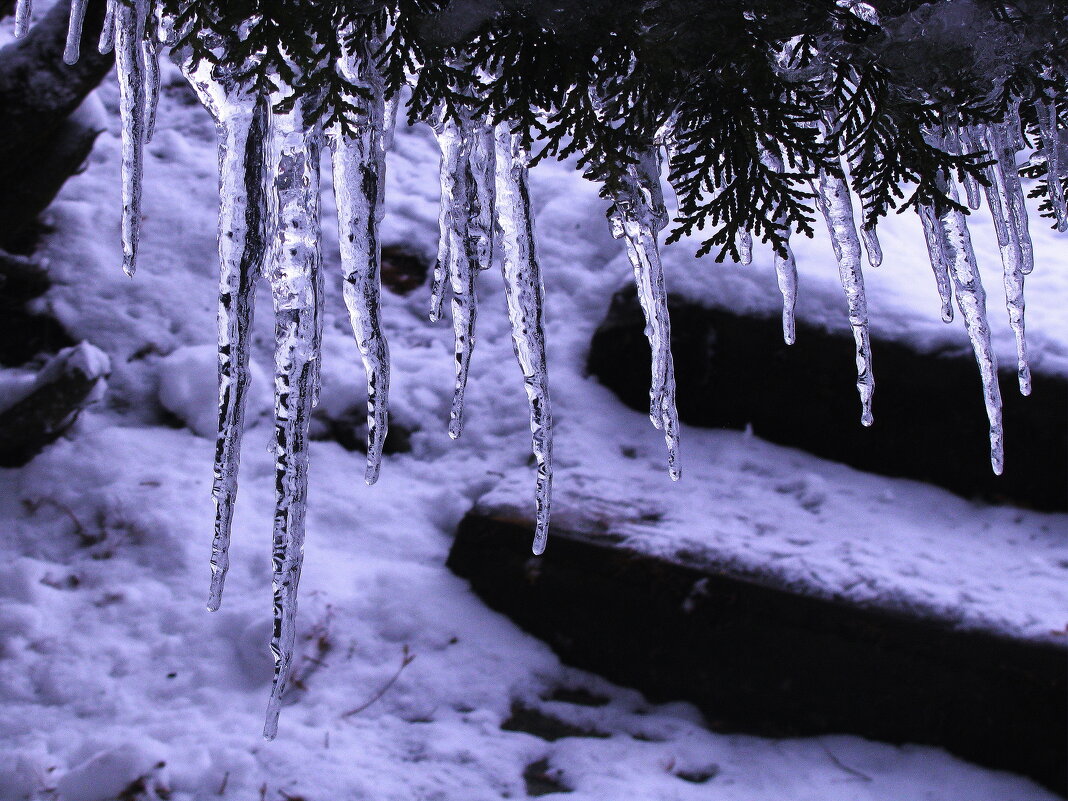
[{"xmin": 1, "ymin": 7, "xmax": 1066, "ymax": 799}]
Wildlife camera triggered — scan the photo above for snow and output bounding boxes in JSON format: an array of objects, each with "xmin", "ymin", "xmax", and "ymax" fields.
[{"xmin": 0, "ymin": 8, "xmax": 1066, "ymax": 799}]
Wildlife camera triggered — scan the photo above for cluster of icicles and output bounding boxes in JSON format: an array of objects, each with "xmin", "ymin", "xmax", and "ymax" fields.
[{"xmin": 18, "ymin": 0, "xmax": 1061, "ymax": 738}]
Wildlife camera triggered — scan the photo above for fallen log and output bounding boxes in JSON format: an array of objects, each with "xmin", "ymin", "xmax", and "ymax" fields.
[
  {"xmin": 0, "ymin": 342, "xmax": 110, "ymax": 466},
  {"xmin": 449, "ymin": 478, "xmax": 1067, "ymax": 796},
  {"xmin": 588, "ymin": 286, "xmax": 1067, "ymax": 511}
]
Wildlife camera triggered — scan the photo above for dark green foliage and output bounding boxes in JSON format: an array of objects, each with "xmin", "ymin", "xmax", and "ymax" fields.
[{"xmin": 162, "ymin": 0, "xmax": 1068, "ymax": 257}]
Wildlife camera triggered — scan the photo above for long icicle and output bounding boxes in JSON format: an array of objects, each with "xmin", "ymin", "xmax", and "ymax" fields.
[
  {"xmin": 14, "ymin": 0, "xmax": 32, "ymax": 38},
  {"xmin": 470, "ymin": 120, "xmax": 497, "ymax": 272},
  {"xmin": 428, "ymin": 112, "xmax": 451, "ymax": 323},
  {"xmin": 143, "ymin": 27, "xmax": 161, "ymax": 143},
  {"xmin": 933, "ymin": 171, "xmax": 1004, "ymax": 474},
  {"xmin": 263, "ymin": 95, "xmax": 325, "ymax": 742},
  {"xmin": 610, "ymin": 148, "xmax": 681, "ymax": 480},
  {"xmin": 815, "ymin": 137, "xmax": 875, "ymax": 427},
  {"xmin": 328, "ymin": 44, "xmax": 391, "ymax": 484},
  {"xmin": 760, "ymin": 146, "xmax": 799, "ymax": 344},
  {"xmin": 978, "ymin": 123, "xmax": 1031, "ymax": 395},
  {"xmin": 62, "ymin": 0, "xmax": 89, "ymax": 65},
  {"xmin": 494, "ymin": 124, "xmax": 553, "ymax": 555},
  {"xmin": 1035, "ymin": 95, "xmax": 1068, "ymax": 231},
  {"xmin": 114, "ymin": 0, "xmax": 150, "ymax": 277},
  {"xmin": 433, "ymin": 113, "xmax": 481, "ymax": 439},
  {"xmin": 178, "ymin": 53, "xmax": 271, "ymax": 612}
]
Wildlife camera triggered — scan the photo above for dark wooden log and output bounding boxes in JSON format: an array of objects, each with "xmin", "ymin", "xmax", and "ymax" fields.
[
  {"xmin": 0, "ymin": 342, "xmax": 109, "ymax": 466},
  {"xmin": 0, "ymin": 249, "xmax": 75, "ymax": 366},
  {"xmin": 448, "ymin": 508, "xmax": 1068, "ymax": 796},
  {"xmin": 0, "ymin": 0, "xmax": 112, "ymax": 250},
  {"xmin": 587, "ymin": 286, "xmax": 1068, "ymax": 511}
]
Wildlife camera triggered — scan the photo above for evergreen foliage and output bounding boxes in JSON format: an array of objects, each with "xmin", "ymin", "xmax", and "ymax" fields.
[{"xmin": 163, "ymin": 0, "xmax": 1067, "ymax": 261}]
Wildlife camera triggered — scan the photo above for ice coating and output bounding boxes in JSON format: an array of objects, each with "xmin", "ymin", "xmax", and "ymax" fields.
[
  {"xmin": 933, "ymin": 174, "xmax": 1004, "ymax": 474},
  {"xmin": 918, "ymin": 205, "xmax": 954, "ymax": 323},
  {"xmin": 262, "ymin": 98, "xmax": 325, "ymax": 741},
  {"xmin": 815, "ymin": 150, "xmax": 875, "ymax": 427},
  {"xmin": 327, "ymin": 45, "xmax": 391, "ymax": 483},
  {"xmin": 1035, "ymin": 97, "xmax": 1068, "ymax": 232},
  {"xmin": 494, "ymin": 125, "xmax": 553, "ymax": 555},
  {"xmin": 177, "ymin": 54, "xmax": 271, "ymax": 612},
  {"xmin": 14, "ymin": 0, "xmax": 31, "ymax": 38},
  {"xmin": 62, "ymin": 0, "xmax": 89, "ymax": 65},
  {"xmin": 433, "ymin": 114, "xmax": 483, "ymax": 439},
  {"xmin": 98, "ymin": 0, "xmax": 116, "ymax": 54},
  {"xmin": 609, "ymin": 148, "xmax": 682, "ymax": 479},
  {"xmin": 114, "ymin": 0, "xmax": 150, "ymax": 277},
  {"xmin": 977, "ymin": 125, "xmax": 1031, "ymax": 395}
]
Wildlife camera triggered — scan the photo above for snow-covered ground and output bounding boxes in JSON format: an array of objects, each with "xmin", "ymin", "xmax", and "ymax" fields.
[{"xmin": 2, "ymin": 8, "xmax": 1066, "ymax": 799}]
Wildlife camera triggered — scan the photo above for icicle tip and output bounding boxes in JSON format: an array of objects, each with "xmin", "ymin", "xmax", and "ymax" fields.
[{"xmin": 531, "ymin": 533, "xmax": 547, "ymax": 556}]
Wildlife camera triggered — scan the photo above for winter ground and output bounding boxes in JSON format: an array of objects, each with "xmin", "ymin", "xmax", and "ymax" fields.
[{"xmin": 1, "ymin": 12, "xmax": 1067, "ymax": 801}]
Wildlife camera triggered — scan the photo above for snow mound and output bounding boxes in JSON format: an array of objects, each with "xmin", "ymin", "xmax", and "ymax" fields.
[
  {"xmin": 156, "ymin": 345, "xmax": 269, "ymax": 438},
  {"xmin": 55, "ymin": 742, "xmax": 168, "ymax": 801}
]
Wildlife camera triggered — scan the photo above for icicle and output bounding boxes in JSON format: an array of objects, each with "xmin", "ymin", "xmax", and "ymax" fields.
[
  {"xmin": 432, "ymin": 112, "xmax": 489, "ymax": 439},
  {"xmin": 383, "ymin": 91, "xmax": 400, "ymax": 151},
  {"xmin": 951, "ymin": 123, "xmax": 984, "ymax": 211},
  {"xmin": 114, "ymin": 0, "xmax": 150, "ymax": 277},
  {"xmin": 262, "ymin": 96, "xmax": 325, "ymax": 742},
  {"xmin": 815, "ymin": 138, "xmax": 875, "ymax": 427},
  {"xmin": 327, "ymin": 46, "xmax": 391, "ymax": 484},
  {"xmin": 1007, "ymin": 98, "xmax": 1027, "ymax": 152},
  {"xmin": 470, "ymin": 121, "xmax": 497, "ymax": 272},
  {"xmin": 918, "ymin": 205, "xmax": 954, "ymax": 323},
  {"xmin": 609, "ymin": 148, "xmax": 681, "ymax": 480},
  {"xmin": 14, "ymin": 0, "xmax": 31, "ymax": 38},
  {"xmin": 759, "ymin": 147, "xmax": 799, "ymax": 344},
  {"xmin": 1035, "ymin": 96, "xmax": 1068, "ymax": 232},
  {"xmin": 932, "ymin": 172, "xmax": 1004, "ymax": 473},
  {"xmin": 983, "ymin": 122, "xmax": 1035, "ymax": 276},
  {"xmin": 1000, "ymin": 233, "xmax": 1031, "ymax": 396},
  {"xmin": 977, "ymin": 126, "xmax": 1031, "ymax": 395},
  {"xmin": 860, "ymin": 225, "xmax": 883, "ymax": 268},
  {"xmin": 98, "ymin": 0, "xmax": 116, "ymax": 54},
  {"xmin": 428, "ymin": 109, "xmax": 450, "ymax": 324},
  {"xmin": 177, "ymin": 54, "xmax": 271, "ymax": 611},
  {"xmin": 736, "ymin": 229, "xmax": 753, "ymax": 265},
  {"xmin": 63, "ymin": 0, "xmax": 89, "ymax": 65},
  {"xmin": 494, "ymin": 124, "xmax": 553, "ymax": 555},
  {"xmin": 143, "ymin": 31, "xmax": 161, "ymax": 143}
]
